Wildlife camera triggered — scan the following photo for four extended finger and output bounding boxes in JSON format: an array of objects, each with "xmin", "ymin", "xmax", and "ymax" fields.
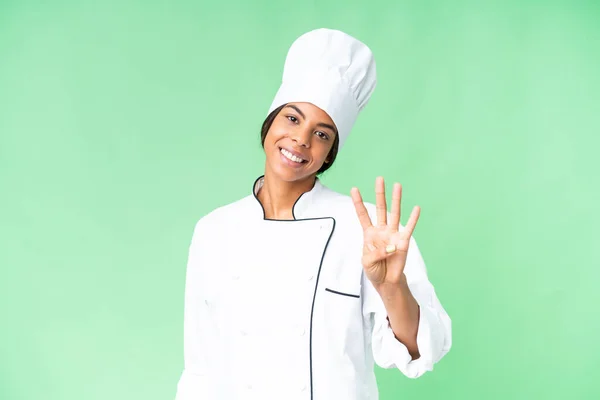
[
  {"xmin": 404, "ymin": 205, "xmax": 421, "ymax": 237},
  {"xmin": 375, "ymin": 177, "xmax": 387, "ymax": 226},
  {"xmin": 351, "ymin": 187, "xmax": 373, "ymax": 231},
  {"xmin": 389, "ymin": 183, "xmax": 402, "ymax": 231}
]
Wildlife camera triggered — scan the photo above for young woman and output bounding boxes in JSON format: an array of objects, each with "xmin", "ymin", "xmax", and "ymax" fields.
[{"xmin": 175, "ymin": 28, "xmax": 452, "ymax": 400}]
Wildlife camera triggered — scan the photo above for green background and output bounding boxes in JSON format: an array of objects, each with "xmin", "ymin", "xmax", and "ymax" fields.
[{"xmin": 1, "ymin": 0, "xmax": 599, "ymax": 399}]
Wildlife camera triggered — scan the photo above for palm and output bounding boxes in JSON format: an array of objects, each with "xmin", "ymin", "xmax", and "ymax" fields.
[{"xmin": 351, "ymin": 177, "xmax": 421, "ymax": 286}]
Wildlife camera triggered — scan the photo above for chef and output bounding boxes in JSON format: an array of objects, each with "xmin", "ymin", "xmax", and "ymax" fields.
[{"xmin": 174, "ymin": 28, "xmax": 452, "ymax": 400}]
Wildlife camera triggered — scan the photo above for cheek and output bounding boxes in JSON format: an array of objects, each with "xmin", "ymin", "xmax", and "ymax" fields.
[
  {"xmin": 264, "ymin": 125, "xmax": 286, "ymax": 146},
  {"xmin": 315, "ymin": 142, "xmax": 334, "ymax": 161}
]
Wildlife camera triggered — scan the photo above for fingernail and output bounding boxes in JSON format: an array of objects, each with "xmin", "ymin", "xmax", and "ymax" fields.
[{"xmin": 385, "ymin": 244, "xmax": 396, "ymax": 254}]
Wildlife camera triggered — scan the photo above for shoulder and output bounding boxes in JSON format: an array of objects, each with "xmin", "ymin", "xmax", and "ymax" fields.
[
  {"xmin": 192, "ymin": 194, "xmax": 255, "ymax": 234},
  {"xmin": 316, "ymin": 185, "xmax": 376, "ymax": 243}
]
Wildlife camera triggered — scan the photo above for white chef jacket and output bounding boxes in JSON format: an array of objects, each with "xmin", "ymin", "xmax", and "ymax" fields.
[{"xmin": 175, "ymin": 175, "xmax": 452, "ymax": 400}]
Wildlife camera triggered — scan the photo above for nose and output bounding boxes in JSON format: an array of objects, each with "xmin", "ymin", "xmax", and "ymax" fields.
[{"xmin": 290, "ymin": 127, "xmax": 311, "ymax": 148}]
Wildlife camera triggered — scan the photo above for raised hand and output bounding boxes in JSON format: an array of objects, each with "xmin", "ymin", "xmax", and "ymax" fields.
[{"xmin": 351, "ymin": 177, "xmax": 421, "ymax": 288}]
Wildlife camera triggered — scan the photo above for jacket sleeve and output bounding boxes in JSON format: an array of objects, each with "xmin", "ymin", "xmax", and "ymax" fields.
[
  {"xmin": 362, "ymin": 235, "xmax": 452, "ymax": 379},
  {"xmin": 174, "ymin": 219, "xmax": 216, "ymax": 399}
]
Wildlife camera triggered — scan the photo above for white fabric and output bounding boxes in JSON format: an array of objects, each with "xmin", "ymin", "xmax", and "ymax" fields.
[
  {"xmin": 268, "ymin": 28, "xmax": 377, "ymax": 150},
  {"xmin": 174, "ymin": 176, "xmax": 452, "ymax": 400}
]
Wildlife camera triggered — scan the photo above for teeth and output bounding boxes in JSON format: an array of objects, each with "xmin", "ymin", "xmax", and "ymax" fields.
[{"xmin": 281, "ymin": 148, "xmax": 304, "ymax": 163}]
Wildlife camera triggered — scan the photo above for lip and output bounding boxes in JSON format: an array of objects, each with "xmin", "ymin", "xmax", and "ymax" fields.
[
  {"xmin": 278, "ymin": 147, "xmax": 307, "ymax": 168},
  {"xmin": 279, "ymin": 147, "xmax": 307, "ymax": 162}
]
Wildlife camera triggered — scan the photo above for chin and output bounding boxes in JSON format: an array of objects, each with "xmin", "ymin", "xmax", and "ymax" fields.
[
  {"xmin": 273, "ymin": 167, "xmax": 306, "ymax": 182},
  {"xmin": 269, "ymin": 160, "xmax": 316, "ymax": 183}
]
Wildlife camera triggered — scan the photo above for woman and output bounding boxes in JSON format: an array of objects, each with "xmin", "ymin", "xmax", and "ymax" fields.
[{"xmin": 175, "ymin": 28, "xmax": 452, "ymax": 400}]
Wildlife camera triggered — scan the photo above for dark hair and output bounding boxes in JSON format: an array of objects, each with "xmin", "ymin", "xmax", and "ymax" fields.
[{"xmin": 260, "ymin": 104, "xmax": 339, "ymax": 175}]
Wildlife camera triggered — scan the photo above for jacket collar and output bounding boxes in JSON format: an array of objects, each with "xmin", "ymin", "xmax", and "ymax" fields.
[{"xmin": 251, "ymin": 175, "xmax": 324, "ymax": 220}]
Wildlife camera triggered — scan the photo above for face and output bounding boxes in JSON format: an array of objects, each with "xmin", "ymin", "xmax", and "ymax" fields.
[{"xmin": 263, "ymin": 102, "xmax": 337, "ymax": 183}]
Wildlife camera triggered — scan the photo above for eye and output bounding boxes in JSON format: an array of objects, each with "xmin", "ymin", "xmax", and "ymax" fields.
[
  {"xmin": 315, "ymin": 131, "xmax": 329, "ymax": 140},
  {"xmin": 287, "ymin": 115, "xmax": 298, "ymax": 123}
]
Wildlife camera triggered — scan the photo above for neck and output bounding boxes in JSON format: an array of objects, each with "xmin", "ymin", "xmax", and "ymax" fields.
[{"xmin": 257, "ymin": 169, "xmax": 317, "ymax": 220}]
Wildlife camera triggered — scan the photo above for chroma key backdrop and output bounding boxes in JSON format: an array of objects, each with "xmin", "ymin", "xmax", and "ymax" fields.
[{"xmin": 1, "ymin": 1, "xmax": 599, "ymax": 399}]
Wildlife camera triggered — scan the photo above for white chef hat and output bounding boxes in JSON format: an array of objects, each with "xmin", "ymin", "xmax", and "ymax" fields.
[{"xmin": 268, "ymin": 28, "xmax": 377, "ymax": 150}]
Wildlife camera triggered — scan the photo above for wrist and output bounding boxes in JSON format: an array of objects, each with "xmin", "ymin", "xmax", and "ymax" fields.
[{"xmin": 373, "ymin": 277, "xmax": 409, "ymax": 297}]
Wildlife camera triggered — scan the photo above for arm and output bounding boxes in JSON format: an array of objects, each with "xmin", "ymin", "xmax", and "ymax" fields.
[
  {"xmin": 174, "ymin": 220, "xmax": 216, "ymax": 399},
  {"xmin": 362, "ymin": 236, "xmax": 452, "ymax": 378},
  {"xmin": 352, "ymin": 177, "xmax": 452, "ymax": 378},
  {"xmin": 374, "ymin": 277, "xmax": 420, "ymax": 359}
]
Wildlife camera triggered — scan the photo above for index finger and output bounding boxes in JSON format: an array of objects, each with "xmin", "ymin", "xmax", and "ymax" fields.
[{"xmin": 351, "ymin": 187, "xmax": 373, "ymax": 231}]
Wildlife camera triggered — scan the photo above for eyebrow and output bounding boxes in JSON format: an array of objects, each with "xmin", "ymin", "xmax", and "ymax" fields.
[{"xmin": 284, "ymin": 104, "xmax": 338, "ymax": 134}]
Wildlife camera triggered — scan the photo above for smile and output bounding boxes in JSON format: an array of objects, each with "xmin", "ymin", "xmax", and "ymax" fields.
[{"xmin": 280, "ymin": 148, "xmax": 307, "ymax": 164}]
